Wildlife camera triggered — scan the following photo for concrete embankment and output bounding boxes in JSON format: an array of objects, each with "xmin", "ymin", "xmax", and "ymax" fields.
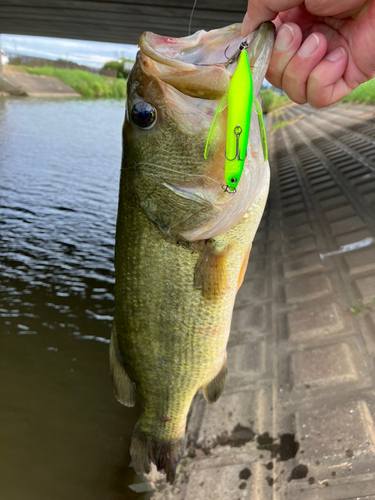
[{"xmin": 0, "ymin": 67, "xmax": 79, "ymax": 97}]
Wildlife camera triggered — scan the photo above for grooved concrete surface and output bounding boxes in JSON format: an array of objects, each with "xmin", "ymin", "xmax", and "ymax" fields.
[{"xmin": 149, "ymin": 104, "xmax": 375, "ymax": 500}]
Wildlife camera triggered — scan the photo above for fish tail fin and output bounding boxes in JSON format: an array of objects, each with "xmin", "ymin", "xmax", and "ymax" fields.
[
  {"xmin": 202, "ymin": 361, "xmax": 227, "ymax": 403},
  {"xmin": 130, "ymin": 424, "xmax": 185, "ymax": 484}
]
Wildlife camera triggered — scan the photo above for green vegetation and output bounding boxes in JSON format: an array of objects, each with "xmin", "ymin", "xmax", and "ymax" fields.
[
  {"xmin": 17, "ymin": 66, "xmax": 127, "ymax": 98},
  {"xmin": 260, "ymin": 89, "xmax": 291, "ymax": 113},
  {"xmin": 271, "ymin": 119, "xmax": 293, "ymax": 131},
  {"xmin": 348, "ymin": 297, "xmax": 375, "ymax": 316},
  {"xmin": 342, "ymin": 78, "xmax": 375, "ymax": 104}
]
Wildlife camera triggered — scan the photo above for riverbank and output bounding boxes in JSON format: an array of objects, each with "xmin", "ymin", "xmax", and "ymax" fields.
[
  {"xmin": 1, "ymin": 67, "xmax": 80, "ymax": 97},
  {"xmin": 6, "ymin": 65, "xmax": 127, "ymax": 98}
]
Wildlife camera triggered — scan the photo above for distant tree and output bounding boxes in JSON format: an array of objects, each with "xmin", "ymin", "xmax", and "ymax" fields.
[
  {"xmin": 102, "ymin": 57, "xmax": 133, "ymax": 78},
  {"xmin": 9, "ymin": 56, "xmax": 23, "ymax": 65}
]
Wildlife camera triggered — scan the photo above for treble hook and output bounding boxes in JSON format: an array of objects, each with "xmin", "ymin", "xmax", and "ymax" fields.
[
  {"xmin": 225, "ymin": 125, "xmax": 247, "ymax": 162},
  {"xmin": 223, "ymin": 40, "xmax": 249, "ymax": 67}
]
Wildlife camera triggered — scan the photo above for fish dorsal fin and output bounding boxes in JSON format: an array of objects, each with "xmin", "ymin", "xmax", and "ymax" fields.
[
  {"xmin": 204, "ymin": 94, "xmax": 228, "ymax": 160},
  {"xmin": 254, "ymin": 97, "xmax": 268, "ymax": 162},
  {"xmin": 109, "ymin": 326, "xmax": 135, "ymax": 407}
]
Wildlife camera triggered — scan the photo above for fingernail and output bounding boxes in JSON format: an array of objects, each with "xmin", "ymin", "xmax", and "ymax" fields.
[
  {"xmin": 275, "ymin": 24, "xmax": 295, "ymax": 51},
  {"xmin": 241, "ymin": 12, "xmax": 251, "ymax": 37},
  {"xmin": 298, "ymin": 33, "xmax": 320, "ymax": 57},
  {"xmin": 326, "ymin": 47, "xmax": 345, "ymax": 62}
]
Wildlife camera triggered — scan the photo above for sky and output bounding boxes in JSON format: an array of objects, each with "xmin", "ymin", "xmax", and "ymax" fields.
[{"xmin": 0, "ymin": 34, "xmax": 138, "ymax": 68}]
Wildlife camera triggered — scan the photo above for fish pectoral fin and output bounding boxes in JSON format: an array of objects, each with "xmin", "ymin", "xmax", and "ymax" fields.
[
  {"xmin": 202, "ymin": 361, "xmax": 227, "ymax": 404},
  {"xmin": 254, "ymin": 97, "xmax": 268, "ymax": 162},
  {"xmin": 109, "ymin": 327, "xmax": 135, "ymax": 407},
  {"xmin": 204, "ymin": 94, "xmax": 228, "ymax": 159},
  {"xmin": 194, "ymin": 240, "xmax": 229, "ymax": 300}
]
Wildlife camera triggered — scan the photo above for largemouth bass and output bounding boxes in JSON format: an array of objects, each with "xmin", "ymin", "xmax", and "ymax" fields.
[{"xmin": 110, "ymin": 22, "xmax": 274, "ymax": 483}]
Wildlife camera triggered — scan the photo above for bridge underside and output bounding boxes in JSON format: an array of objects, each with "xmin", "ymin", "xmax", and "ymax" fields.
[{"xmin": 0, "ymin": 0, "xmax": 246, "ymax": 45}]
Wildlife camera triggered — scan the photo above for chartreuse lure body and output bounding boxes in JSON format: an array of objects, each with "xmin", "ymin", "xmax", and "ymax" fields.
[
  {"xmin": 204, "ymin": 48, "xmax": 268, "ymax": 192},
  {"xmin": 224, "ymin": 50, "xmax": 253, "ymax": 191}
]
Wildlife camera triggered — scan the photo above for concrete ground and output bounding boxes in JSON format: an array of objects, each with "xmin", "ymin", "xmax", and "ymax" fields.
[
  {"xmin": 1, "ymin": 66, "xmax": 79, "ymax": 97},
  {"xmin": 149, "ymin": 103, "xmax": 375, "ymax": 499}
]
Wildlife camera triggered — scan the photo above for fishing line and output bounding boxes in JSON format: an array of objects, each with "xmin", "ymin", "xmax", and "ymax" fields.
[{"xmin": 188, "ymin": 0, "xmax": 199, "ymax": 36}]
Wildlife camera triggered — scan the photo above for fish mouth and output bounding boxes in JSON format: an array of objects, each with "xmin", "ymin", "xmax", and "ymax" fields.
[{"xmin": 137, "ymin": 22, "xmax": 275, "ymax": 100}]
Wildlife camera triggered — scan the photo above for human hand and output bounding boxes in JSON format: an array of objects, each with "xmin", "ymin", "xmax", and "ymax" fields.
[{"xmin": 242, "ymin": 0, "xmax": 375, "ymax": 108}]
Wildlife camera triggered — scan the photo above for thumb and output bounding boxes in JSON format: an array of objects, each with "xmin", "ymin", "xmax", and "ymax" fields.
[{"xmin": 241, "ymin": 0, "xmax": 304, "ymax": 36}]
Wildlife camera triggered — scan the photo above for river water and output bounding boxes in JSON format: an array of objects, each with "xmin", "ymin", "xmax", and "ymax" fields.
[{"xmin": 0, "ymin": 97, "xmax": 151, "ymax": 500}]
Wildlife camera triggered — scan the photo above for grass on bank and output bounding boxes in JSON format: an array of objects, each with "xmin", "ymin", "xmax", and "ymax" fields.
[
  {"xmin": 15, "ymin": 66, "xmax": 127, "ymax": 98},
  {"xmin": 260, "ymin": 89, "xmax": 291, "ymax": 113},
  {"xmin": 342, "ymin": 78, "xmax": 375, "ymax": 104}
]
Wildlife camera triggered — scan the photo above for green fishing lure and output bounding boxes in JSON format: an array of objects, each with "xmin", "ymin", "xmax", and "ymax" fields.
[
  {"xmin": 204, "ymin": 48, "xmax": 268, "ymax": 192},
  {"xmin": 224, "ymin": 50, "xmax": 253, "ymax": 191}
]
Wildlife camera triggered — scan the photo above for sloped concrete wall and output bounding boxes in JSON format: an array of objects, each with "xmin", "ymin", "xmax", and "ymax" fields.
[
  {"xmin": 1, "ymin": 69, "xmax": 79, "ymax": 97},
  {"xmin": 0, "ymin": 74, "xmax": 25, "ymax": 95}
]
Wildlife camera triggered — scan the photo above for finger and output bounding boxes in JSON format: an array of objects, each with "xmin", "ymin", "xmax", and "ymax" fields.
[
  {"xmin": 242, "ymin": 10, "xmax": 275, "ymax": 37},
  {"xmin": 305, "ymin": 0, "xmax": 366, "ymax": 17},
  {"xmin": 265, "ymin": 23, "xmax": 303, "ymax": 89},
  {"xmin": 307, "ymin": 47, "xmax": 350, "ymax": 107},
  {"xmin": 241, "ymin": 0, "xmax": 304, "ymax": 36},
  {"xmin": 281, "ymin": 32, "xmax": 328, "ymax": 103}
]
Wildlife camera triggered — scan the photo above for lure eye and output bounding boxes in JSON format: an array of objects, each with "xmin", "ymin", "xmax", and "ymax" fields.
[{"xmin": 131, "ymin": 101, "xmax": 157, "ymax": 129}]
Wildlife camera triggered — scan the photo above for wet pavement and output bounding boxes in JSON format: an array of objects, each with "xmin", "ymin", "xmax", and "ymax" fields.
[{"xmin": 149, "ymin": 104, "xmax": 375, "ymax": 499}]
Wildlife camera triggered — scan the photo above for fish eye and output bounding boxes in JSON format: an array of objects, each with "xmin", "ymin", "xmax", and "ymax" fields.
[{"xmin": 131, "ymin": 101, "xmax": 157, "ymax": 129}]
